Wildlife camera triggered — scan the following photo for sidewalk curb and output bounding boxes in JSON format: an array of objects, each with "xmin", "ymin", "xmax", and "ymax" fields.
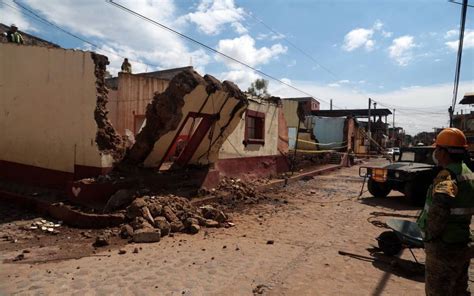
[
  {"xmin": 190, "ymin": 164, "xmax": 343, "ymax": 206},
  {"xmin": 0, "ymin": 190, "xmax": 125, "ymax": 228},
  {"xmin": 258, "ymin": 164, "xmax": 342, "ymax": 191}
]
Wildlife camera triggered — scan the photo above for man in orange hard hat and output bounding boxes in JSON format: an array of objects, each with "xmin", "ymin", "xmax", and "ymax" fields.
[{"xmin": 417, "ymin": 128, "xmax": 474, "ymax": 296}]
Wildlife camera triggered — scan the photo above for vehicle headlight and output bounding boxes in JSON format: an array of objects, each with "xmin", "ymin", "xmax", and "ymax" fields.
[{"xmin": 372, "ymin": 168, "xmax": 387, "ymax": 182}]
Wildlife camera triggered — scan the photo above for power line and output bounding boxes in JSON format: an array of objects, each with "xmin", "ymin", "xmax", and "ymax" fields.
[
  {"xmin": 244, "ymin": 9, "xmax": 374, "ymax": 108},
  {"xmin": 448, "ymin": 0, "xmax": 474, "ymax": 8},
  {"xmin": 105, "ymin": 0, "xmax": 335, "ymax": 106},
  {"xmin": 245, "ymin": 10, "xmax": 339, "ymax": 80},
  {"xmin": 7, "ymin": 0, "xmax": 158, "ymax": 70},
  {"xmin": 372, "ymin": 100, "xmax": 449, "ymax": 117}
]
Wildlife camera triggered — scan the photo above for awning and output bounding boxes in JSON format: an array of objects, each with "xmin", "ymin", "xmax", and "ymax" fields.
[{"xmin": 460, "ymin": 92, "xmax": 474, "ymax": 105}]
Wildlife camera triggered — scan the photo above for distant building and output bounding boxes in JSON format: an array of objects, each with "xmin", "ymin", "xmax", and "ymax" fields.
[{"xmin": 283, "ymin": 97, "xmax": 320, "ymax": 113}]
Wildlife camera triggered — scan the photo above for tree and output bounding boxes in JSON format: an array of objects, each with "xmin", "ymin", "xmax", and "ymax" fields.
[{"xmin": 247, "ymin": 78, "xmax": 269, "ymax": 98}]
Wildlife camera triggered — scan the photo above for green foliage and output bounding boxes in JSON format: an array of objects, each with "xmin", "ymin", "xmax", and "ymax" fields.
[{"xmin": 247, "ymin": 78, "xmax": 269, "ymax": 98}]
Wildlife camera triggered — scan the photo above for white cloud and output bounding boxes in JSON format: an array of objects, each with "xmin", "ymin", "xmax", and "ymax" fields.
[
  {"xmin": 445, "ymin": 29, "xmax": 458, "ymax": 39},
  {"xmin": 328, "ymin": 83, "xmax": 340, "ymax": 88},
  {"xmin": 216, "ymin": 34, "xmax": 287, "ymax": 69},
  {"xmin": 341, "ymin": 20, "xmax": 390, "ymax": 52},
  {"xmin": 388, "ymin": 35, "xmax": 416, "ymax": 66},
  {"xmin": 382, "ymin": 31, "xmax": 393, "ymax": 38},
  {"xmin": 181, "ymin": 0, "xmax": 246, "ymax": 35},
  {"xmin": 342, "ymin": 28, "xmax": 375, "ymax": 52},
  {"xmin": 0, "ymin": 1, "xmax": 37, "ymax": 32},
  {"xmin": 373, "ymin": 20, "xmax": 383, "ymax": 31},
  {"xmin": 231, "ymin": 22, "xmax": 248, "ymax": 34},
  {"xmin": 19, "ymin": 0, "xmax": 210, "ymax": 76},
  {"xmin": 445, "ymin": 30, "xmax": 474, "ymax": 50},
  {"xmin": 256, "ymin": 32, "xmax": 286, "ymax": 41},
  {"xmin": 280, "ymin": 78, "xmax": 292, "ymax": 85},
  {"xmin": 220, "ymin": 69, "xmax": 261, "ymax": 89},
  {"xmin": 338, "ymin": 80, "xmax": 350, "ymax": 84}
]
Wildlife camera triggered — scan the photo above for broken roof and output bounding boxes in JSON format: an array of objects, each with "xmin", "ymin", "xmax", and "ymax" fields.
[
  {"xmin": 460, "ymin": 92, "xmax": 474, "ymax": 105},
  {"xmin": 282, "ymin": 96, "xmax": 319, "ymax": 103},
  {"xmin": 136, "ymin": 66, "xmax": 194, "ymax": 80},
  {"xmin": 311, "ymin": 109, "xmax": 392, "ymax": 117}
]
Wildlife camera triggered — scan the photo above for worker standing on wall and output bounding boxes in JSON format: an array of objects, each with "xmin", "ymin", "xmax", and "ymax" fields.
[
  {"xmin": 5, "ymin": 24, "xmax": 24, "ymax": 44},
  {"xmin": 121, "ymin": 58, "xmax": 132, "ymax": 73},
  {"xmin": 417, "ymin": 128, "xmax": 474, "ymax": 296}
]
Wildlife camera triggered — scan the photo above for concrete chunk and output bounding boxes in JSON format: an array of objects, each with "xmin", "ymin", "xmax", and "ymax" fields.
[{"xmin": 132, "ymin": 228, "xmax": 161, "ymax": 243}]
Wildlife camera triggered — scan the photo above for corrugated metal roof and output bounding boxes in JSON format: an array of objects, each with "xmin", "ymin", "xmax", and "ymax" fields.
[{"xmin": 311, "ymin": 109, "xmax": 392, "ymax": 117}]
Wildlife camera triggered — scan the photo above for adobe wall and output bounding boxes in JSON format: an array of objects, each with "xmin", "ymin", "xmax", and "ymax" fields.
[
  {"xmin": 111, "ymin": 73, "xmax": 169, "ymax": 135},
  {"xmin": 0, "ymin": 44, "xmax": 113, "ymax": 179}
]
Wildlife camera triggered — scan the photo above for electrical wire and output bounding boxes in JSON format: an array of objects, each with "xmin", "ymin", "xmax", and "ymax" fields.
[
  {"xmin": 105, "ymin": 0, "xmax": 336, "ymax": 106},
  {"xmin": 244, "ymin": 10, "xmax": 339, "ymax": 81},
  {"xmin": 7, "ymin": 0, "xmax": 159, "ymax": 70}
]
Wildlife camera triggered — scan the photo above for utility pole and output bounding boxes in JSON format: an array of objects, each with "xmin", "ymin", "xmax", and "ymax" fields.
[
  {"xmin": 330, "ymin": 99, "xmax": 333, "ymax": 110},
  {"xmin": 450, "ymin": 0, "xmax": 468, "ymax": 126},
  {"xmin": 368, "ymin": 98, "xmax": 372, "ymax": 151},
  {"xmin": 393, "ymin": 109, "xmax": 395, "ymax": 133},
  {"xmin": 373, "ymin": 102, "xmax": 377, "ymax": 123}
]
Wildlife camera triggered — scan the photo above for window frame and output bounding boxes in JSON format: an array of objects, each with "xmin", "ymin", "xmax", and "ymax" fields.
[{"xmin": 244, "ymin": 110, "xmax": 265, "ymax": 146}]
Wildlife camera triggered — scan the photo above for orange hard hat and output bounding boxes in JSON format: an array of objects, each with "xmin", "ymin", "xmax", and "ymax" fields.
[{"xmin": 435, "ymin": 128, "xmax": 468, "ymax": 149}]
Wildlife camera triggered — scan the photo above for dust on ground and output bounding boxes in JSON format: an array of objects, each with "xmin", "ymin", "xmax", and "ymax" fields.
[{"xmin": 0, "ymin": 159, "xmax": 442, "ymax": 295}]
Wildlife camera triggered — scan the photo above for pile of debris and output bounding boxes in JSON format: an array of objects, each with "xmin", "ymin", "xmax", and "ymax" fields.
[
  {"xmin": 209, "ymin": 177, "xmax": 268, "ymax": 206},
  {"xmin": 27, "ymin": 218, "xmax": 62, "ymax": 234},
  {"xmin": 117, "ymin": 195, "xmax": 228, "ymax": 243}
]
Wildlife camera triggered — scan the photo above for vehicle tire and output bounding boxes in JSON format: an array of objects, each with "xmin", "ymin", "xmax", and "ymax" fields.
[
  {"xmin": 404, "ymin": 182, "xmax": 427, "ymax": 206},
  {"xmin": 368, "ymin": 179, "xmax": 391, "ymax": 198},
  {"xmin": 377, "ymin": 231, "xmax": 402, "ymax": 256}
]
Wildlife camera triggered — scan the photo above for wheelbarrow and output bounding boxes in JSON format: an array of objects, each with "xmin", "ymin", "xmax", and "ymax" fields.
[{"xmin": 376, "ymin": 219, "xmax": 424, "ymax": 261}]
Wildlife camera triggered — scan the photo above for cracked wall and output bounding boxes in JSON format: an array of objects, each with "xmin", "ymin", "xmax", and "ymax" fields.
[
  {"xmin": 119, "ymin": 69, "xmax": 248, "ymax": 168},
  {"xmin": 0, "ymin": 44, "xmax": 117, "ymax": 179},
  {"xmin": 91, "ymin": 53, "xmax": 124, "ymax": 160}
]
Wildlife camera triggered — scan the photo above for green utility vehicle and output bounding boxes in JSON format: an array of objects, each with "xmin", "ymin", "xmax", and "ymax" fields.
[{"xmin": 359, "ymin": 146, "xmax": 441, "ymax": 205}]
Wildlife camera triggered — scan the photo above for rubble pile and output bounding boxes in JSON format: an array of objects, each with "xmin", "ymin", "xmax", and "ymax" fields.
[
  {"xmin": 27, "ymin": 218, "xmax": 62, "ymax": 234},
  {"xmin": 213, "ymin": 177, "xmax": 267, "ymax": 205},
  {"xmin": 119, "ymin": 195, "xmax": 228, "ymax": 243}
]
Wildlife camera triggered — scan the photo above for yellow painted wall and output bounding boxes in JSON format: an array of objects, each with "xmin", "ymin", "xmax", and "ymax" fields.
[
  {"xmin": 113, "ymin": 73, "xmax": 169, "ymax": 134},
  {"xmin": 0, "ymin": 44, "xmax": 111, "ymax": 172},
  {"xmin": 107, "ymin": 89, "xmax": 118, "ymax": 128},
  {"xmin": 219, "ymin": 99, "xmax": 280, "ymax": 159}
]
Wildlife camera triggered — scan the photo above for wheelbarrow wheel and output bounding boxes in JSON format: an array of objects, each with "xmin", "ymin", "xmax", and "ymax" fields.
[{"xmin": 377, "ymin": 231, "xmax": 402, "ymax": 256}]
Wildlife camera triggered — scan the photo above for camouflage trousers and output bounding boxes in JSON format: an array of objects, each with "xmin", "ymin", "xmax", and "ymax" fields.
[{"xmin": 425, "ymin": 242, "xmax": 470, "ymax": 296}]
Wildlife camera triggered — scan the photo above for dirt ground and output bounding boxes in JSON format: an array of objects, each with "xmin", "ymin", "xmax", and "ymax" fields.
[{"xmin": 0, "ymin": 159, "xmax": 466, "ymax": 295}]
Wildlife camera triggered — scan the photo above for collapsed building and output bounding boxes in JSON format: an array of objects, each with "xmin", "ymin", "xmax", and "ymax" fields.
[{"xmin": 1, "ymin": 43, "xmax": 294, "ymax": 208}]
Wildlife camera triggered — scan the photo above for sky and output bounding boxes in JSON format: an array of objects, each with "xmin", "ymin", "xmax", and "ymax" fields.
[{"xmin": 1, "ymin": 0, "xmax": 473, "ymax": 135}]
